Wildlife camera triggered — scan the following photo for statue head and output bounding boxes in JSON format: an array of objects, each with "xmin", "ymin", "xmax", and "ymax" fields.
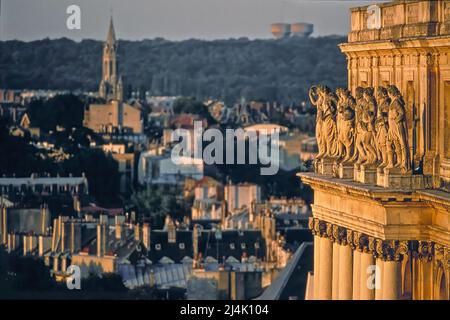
[
  {"xmin": 376, "ymin": 86, "xmax": 388, "ymax": 100},
  {"xmin": 363, "ymin": 87, "xmax": 374, "ymax": 98},
  {"xmin": 387, "ymin": 85, "xmax": 401, "ymax": 99},
  {"xmin": 336, "ymin": 88, "xmax": 351, "ymax": 99},
  {"xmin": 355, "ymin": 87, "xmax": 364, "ymax": 99}
]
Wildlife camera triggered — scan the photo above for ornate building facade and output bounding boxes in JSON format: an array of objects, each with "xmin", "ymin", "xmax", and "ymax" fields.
[{"xmin": 300, "ymin": 0, "xmax": 450, "ymax": 300}]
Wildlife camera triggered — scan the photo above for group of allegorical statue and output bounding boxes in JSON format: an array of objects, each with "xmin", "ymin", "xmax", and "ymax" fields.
[{"xmin": 309, "ymin": 84, "xmax": 411, "ymax": 174}]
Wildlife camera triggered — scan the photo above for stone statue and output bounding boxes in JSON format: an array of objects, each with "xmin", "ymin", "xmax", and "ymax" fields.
[
  {"xmin": 352, "ymin": 87, "xmax": 368, "ymax": 164},
  {"xmin": 386, "ymin": 85, "xmax": 411, "ymax": 173},
  {"xmin": 320, "ymin": 86, "xmax": 339, "ymax": 158},
  {"xmin": 309, "ymin": 85, "xmax": 326, "ymax": 159},
  {"xmin": 310, "ymin": 85, "xmax": 339, "ymax": 159},
  {"xmin": 336, "ymin": 88, "xmax": 355, "ymax": 162},
  {"xmin": 375, "ymin": 86, "xmax": 391, "ymax": 167},
  {"xmin": 360, "ymin": 87, "xmax": 379, "ymax": 165}
]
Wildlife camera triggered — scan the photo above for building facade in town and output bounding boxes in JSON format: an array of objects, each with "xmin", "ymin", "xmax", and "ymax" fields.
[
  {"xmin": 300, "ymin": 0, "xmax": 450, "ymax": 300},
  {"xmin": 83, "ymin": 18, "xmax": 143, "ymax": 134}
]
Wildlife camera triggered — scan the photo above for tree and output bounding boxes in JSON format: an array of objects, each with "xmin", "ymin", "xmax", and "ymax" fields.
[
  {"xmin": 27, "ymin": 94, "xmax": 85, "ymax": 133},
  {"xmin": 62, "ymin": 148, "xmax": 121, "ymax": 204}
]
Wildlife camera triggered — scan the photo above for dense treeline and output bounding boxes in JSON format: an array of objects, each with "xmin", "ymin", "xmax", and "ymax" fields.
[{"xmin": 0, "ymin": 36, "xmax": 347, "ymax": 104}]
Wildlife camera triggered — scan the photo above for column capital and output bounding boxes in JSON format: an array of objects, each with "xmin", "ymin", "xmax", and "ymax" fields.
[
  {"xmin": 434, "ymin": 243, "xmax": 450, "ymax": 272},
  {"xmin": 411, "ymin": 240, "xmax": 434, "ymax": 261},
  {"xmin": 381, "ymin": 240, "xmax": 409, "ymax": 262}
]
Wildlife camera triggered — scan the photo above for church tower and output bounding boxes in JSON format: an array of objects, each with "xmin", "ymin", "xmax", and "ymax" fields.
[{"xmin": 99, "ymin": 17, "xmax": 123, "ymax": 101}]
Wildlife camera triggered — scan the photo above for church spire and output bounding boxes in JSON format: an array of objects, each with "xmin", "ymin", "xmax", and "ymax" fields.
[
  {"xmin": 106, "ymin": 16, "xmax": 116, "ymax": 46},
  {"xmin": 99, "ymin": 15, "xmax": 123, "ymax": 102}
]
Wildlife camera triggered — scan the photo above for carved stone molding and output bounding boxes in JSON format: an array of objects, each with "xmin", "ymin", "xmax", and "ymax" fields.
[{"xmin": 308, "ymin": 218, "xmax": 415, "ymax": 262}]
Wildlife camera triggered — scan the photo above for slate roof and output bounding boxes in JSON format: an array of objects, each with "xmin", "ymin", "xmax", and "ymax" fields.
[{"xmin": 255, "ymin": 242, "xmax": 313, "ymax": 300}]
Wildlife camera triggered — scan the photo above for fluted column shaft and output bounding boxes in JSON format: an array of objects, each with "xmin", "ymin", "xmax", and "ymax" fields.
[
  {"xmin": 375, "ymin": 258, "xmax": 384, "ymax": 300},
  {"xmin": 352, "ymin": 250, "xmax": 361, "ymax": 299},
  {"xmin": 313, "ymin": 235, "xmax": 321, "ymax": 300},
  {"xmin": 338, "ymin": 243, "xmax": 353, "ymax": 300},
  {"xmin": 360, "ymin": 251, "xmax": 375, "ymax": 300},
  {"xmin": 382, "ymin": 260, "xmax": 401, "ymax": 300},
  {"xmin": 332, "ymin": 242, "xmax": 340, "ymax": 299},
  {"xmin": 318, "ymin": 236, "xmax": 333, "ymax": 300}
]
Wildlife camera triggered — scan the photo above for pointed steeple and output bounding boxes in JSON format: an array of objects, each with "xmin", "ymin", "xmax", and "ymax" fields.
[{"xmin": 106, "ymin": 16, "xmax": 116, "ymax": 46}]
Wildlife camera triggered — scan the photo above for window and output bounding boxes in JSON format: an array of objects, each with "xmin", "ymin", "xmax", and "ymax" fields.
[
  {"xmin": 179, "ymin": 243, "xmax": 185, "ymax": 250},
  {"xmin": 254, "ymin": 242, "xmax": 260, "ymax": 249},
  {"xmin": 155, "ymin": 244, "xmax": 161, "ymax": 250},
  {"xmin": 230, "ymin": 243, "xmax": 235, "ymax": 250},
  {"xmin": 241, "ymin": 243, "xmax": 246, "ymax": 249}
]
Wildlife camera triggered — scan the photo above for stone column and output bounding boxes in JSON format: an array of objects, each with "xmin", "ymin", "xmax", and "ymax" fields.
[
  {"xmin": 360, "ymin": 251, "xmax": 375, "ymax": 300},
  {"xmin": 313, "ymin": 234, "xmax": 321, "ymax": 300},
  {"xmin": 352, "ymin": 250, "xmax": 361, "ymax": 300},
  {"xmin": 332, "ymin": 240, "xmax": 340, "ymax": 300},
  {"xmin": 375, "ymin": 258, "xmax": 384, "ymax": 300},
  {"xmin": 381, "ymin": 241, "xmax": 409, "ymax": 300},
  {"xmin": 338, "ymin": 243, "xmax": 353, "ymax": 300},
  {"xmin": 318, "ymin": 235, "xmax": 333, "ymax": 300},
  {"xmin": 382, "ymin": 259, "xmax": 401, "ymax": 300}
]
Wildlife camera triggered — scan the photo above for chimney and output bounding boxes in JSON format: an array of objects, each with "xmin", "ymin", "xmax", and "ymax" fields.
[
  {"xmin": 53, "ymin": 255, "xmax": 59, "ymax": 272},
  {"xmin": 100, "ymin": 214, "xmax": 108, "ymax": 225},
  {"xmin": 40, "ymin": 204, "xmax": 48, "ymax": 235},
  {"xmin": 1, "ymin": 206, "xmax": 7, "ymax": 245},
  {"xmin": 61, "ymin": 221, "xmax": 66, "ymax": 252},
  {"xmin": 142, "ymin": 223, "xmax": 151, "ymax": 250},
  {"xmin": 116, "ymin": 222, "xmax": 124, "ymax": 240},
  {"xmin": 8, "ymin": 233, "xmax": 18, "ymax": 253},
  {"xmin": 134, "ymin": 224, "xmax": 141, "ymax": 241},
  {"xmin": 23, "ymin": 235, "xmax": 28, "ymax": 256},
  {"xmin": 51, "ymin": 217, "xmax": 59, "ymax": 252},
  {"xmin": 38, "ymin": 235, "xmax": 44, "ymax": 257},
  {"xmin": 73, "ymin": 195, "xmax": 81, "ymax": 213},
  {"xmin": 70, "ymin": 221, "xmax": 75, "ymax": 253},
  {"xmin": 168, "ymin": 223, "xmax": 176, "ymax": 244},
  {"xmin": 97, "ymin": 223, "xmax": 107, "ymax": 257},
  {"xmin": 193, "ymin": 224, "xmax": 200, "ymax": 261}
]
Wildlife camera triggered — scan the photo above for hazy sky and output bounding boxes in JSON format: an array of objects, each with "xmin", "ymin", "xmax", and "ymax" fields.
[{"xmin": 0, "ymin": 0, "xmax": 383, "ymax": 41}]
